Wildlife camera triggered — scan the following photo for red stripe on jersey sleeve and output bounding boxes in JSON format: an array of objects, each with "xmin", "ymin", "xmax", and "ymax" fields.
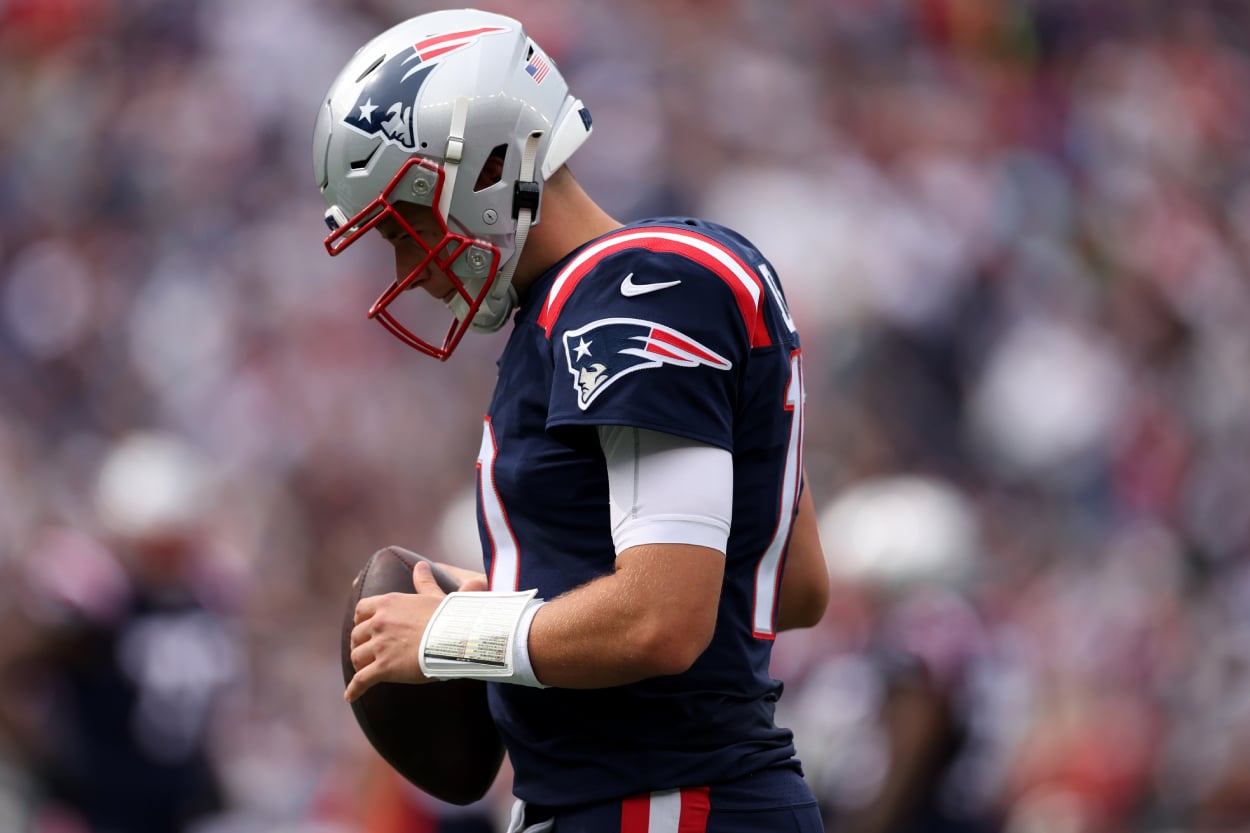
[{"xmin": 537, "ymin": 227, "xmax": 771, "ymax": 348}]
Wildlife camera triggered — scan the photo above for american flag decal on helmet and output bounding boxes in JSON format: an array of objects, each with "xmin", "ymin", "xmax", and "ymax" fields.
[
  {"xmin": 525, "ymin": 51, "xmax": 551, "ymax": 83},
  {"xmin": 563, "ymin": 317, "xmax": 731, "ymax": 410}
]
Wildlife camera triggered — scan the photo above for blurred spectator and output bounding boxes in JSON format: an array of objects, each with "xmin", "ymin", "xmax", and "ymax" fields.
[
  {"xmin": 9, "ymin": 433, "xmax": 244, "ymax": 833},
  {"xmin": 778, "ymin": 475, "xmax": 996, "ymax": 833}
]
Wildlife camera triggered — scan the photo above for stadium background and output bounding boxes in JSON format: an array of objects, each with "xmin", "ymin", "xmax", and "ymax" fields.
[{"xmin": 2, "ymin": 0, "xmax": 1249, "ymax": 831}]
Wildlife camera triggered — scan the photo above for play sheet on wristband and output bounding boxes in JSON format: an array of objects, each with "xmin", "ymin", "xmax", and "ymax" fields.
[{"xmin": 421, "ymin": 590, "xmax": 537, "ymax": 676}]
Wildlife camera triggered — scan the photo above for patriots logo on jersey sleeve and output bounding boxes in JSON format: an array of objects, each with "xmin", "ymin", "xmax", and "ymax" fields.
[
  {"xmin": 344, "ymin": 26, "xmax": 507, "ymax": 150},
  {"xmin": 562, "ymin": 318, "xmax": 732, "ymax": 410}
]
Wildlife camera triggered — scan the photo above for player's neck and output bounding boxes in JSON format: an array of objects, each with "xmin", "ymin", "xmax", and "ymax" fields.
[{"xmin": 511, "ymin": 172, "xmax": 620, "ymax": 298}]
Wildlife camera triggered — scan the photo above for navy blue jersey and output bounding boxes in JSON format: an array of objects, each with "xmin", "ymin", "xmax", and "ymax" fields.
[{"xmin": 475, "ymin": 218, "xmax": 807, "ymax": 806}]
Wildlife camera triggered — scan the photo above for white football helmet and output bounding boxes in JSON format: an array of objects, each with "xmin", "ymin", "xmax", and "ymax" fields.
[{"xmin": 313, "ymin": 9, "xmax": 592, "ymax": 359}]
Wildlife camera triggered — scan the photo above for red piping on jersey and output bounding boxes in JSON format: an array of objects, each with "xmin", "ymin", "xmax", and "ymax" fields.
[
  {"xmin": 751, "ymin": 348, "xmax": 804, "ymax": 640},
  {"xmin": 537, "ymin": 226, "xmax": 771, "ymax": 348},
  {"xmin": 478, "ymin": 416, "xmax": 521, "ymax": 591}
]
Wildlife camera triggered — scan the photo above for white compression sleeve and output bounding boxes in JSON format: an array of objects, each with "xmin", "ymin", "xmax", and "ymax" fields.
[{"xmin": 597, "ymin": 425, "xmax": 733, "ymax": 555}]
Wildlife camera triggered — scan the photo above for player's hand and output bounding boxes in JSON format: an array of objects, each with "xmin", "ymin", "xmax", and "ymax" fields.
[
  {"xmin": 435, "ymin": 561, "xmax": 489, "ymax": 591},
  {"xmin": 345, "ymin": 561, "xmax": 471, "ymax": 701}
]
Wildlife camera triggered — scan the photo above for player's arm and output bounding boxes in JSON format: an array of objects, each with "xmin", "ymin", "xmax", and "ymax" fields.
[
  {"xmin": 529, "ymin": 456, "xmax": 828, "ymax": 684},
  {"xmin": 776, "ymin": 480, "xmax": 829, "ymax": 631},
  {"xmin": 525, "ymin": 425, "xmax": 728, "ymax": 687},
  {"xmin": 347, "ymin": 542, "xmax": 722, "ymax": 698},
  {"xmin": 346, "ymin": 426, "xmax": 726, "ymax": 697},
  {"xmin": 527, "ymin": 541, "xmax": 725, "ymax": 688}
]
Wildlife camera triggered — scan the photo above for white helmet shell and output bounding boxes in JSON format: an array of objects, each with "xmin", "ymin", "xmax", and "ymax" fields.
[{"xmin": 313, "ymin": 9, "xmax": 592, "ymax": 355}]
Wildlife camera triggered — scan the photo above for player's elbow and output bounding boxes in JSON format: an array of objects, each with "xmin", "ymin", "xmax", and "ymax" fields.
[
  {"xmin": 776, "ymin": 514, "xmax": 831, "ymax": 631},
  {"xmin": 632, "ymin": 610, "xmax": 716, "ymax": 676},
  {"xmin": 777, "ymin": 579, "xmax": 829, "ymax": 631},
  {"xmin": 613, "ymin": 543, "xmax": 723, "ymax": 677}
]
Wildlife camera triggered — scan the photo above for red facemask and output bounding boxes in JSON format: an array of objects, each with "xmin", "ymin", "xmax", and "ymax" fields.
[{"xmin": 323, "ymin": 157, "xmax": 501, "ymax": 360}]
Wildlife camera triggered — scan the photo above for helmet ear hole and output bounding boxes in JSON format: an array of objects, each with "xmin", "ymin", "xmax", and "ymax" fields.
[{"xmin": 474, "ymin": 145, "xmax": 508, "ymax": 192}]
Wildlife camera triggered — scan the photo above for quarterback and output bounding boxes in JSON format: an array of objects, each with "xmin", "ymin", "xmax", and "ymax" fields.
[{"xmin": 317, "ymin": 9, "xmax": 829, "ymax": 832}]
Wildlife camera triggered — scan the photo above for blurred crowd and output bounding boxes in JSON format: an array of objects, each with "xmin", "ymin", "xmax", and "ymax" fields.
[{"xmin": 2, "ymin": 0, "xmax": 1250, "ymax": 831}]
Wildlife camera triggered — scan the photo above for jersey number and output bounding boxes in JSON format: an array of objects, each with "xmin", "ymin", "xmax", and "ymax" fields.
[
  {"xmin": 759, "ymin": 264, "xmax": 797, "ymax": 335},
  {"xmin": 752, "ymin": 350, "xmax": 804, "ymax": 639},
  {"xmin": 478, "ymin": 417, "xmax": 520, "ymax": 591}
]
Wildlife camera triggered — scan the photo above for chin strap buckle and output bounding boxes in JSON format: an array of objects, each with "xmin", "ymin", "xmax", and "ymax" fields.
[{"xmin": 513, "ymin": 179, "xmax": 540, "ymax": 219}]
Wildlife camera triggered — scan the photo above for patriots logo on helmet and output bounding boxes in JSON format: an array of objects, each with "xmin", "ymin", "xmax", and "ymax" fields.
[
  {"xmin": 562, "ymin": 318, "xmax": 732, "ymax": 410},
  {"xmin": 343, "ymin": 26, "xmax": 508, "ymax": 151}
]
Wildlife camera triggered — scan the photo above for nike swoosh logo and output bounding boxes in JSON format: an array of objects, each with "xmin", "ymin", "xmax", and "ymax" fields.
[{"xmin": 620, "ymin": 273, "xmax": 682, "ymax": 297}]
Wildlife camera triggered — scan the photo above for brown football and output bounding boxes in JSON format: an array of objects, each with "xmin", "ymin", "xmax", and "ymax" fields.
[{"xmin": 341, "ymin": 545, "xmax": 504, "ymax": 805}]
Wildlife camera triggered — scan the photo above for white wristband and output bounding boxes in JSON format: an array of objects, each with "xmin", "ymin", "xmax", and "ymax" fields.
[
  {"xmin": 419, "ymin": 589, "xmax": 548, "ymax": 688},
  {"xmin": 511, "ymin": 598, "xmax": 548, "ymax": 689}
]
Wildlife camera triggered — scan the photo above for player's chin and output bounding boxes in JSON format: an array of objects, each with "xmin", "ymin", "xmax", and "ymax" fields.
[
  {"xmin": 435, "ymin": 281, "xmax": 466, "ymax": 306},
  {"xmin": 411, "ymin": 275, "xmax": 453, "ymax": 301}
]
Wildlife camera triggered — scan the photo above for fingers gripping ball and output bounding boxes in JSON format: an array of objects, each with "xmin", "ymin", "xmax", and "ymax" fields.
[{"xmin": 341, "ymin": 546, "xmax": 504, "ymax": 805}]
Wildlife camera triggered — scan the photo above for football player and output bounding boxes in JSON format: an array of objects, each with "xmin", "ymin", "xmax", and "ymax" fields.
[{"xmin": 317, "ymin": 9, "xmax": 830, "ymax": 832}]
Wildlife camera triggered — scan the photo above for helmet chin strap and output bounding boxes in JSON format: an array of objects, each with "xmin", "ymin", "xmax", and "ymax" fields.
[
  {"xmin": 439, "ymin": 97, "xmax": 469, "ymax": 224},
  {"xmin": 438, "ymin": 96, "xmax": 540, "ymax": 335},
  {"xmin": 468, "ymin": 128, "xmax": 542, "ymax": 334}
]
